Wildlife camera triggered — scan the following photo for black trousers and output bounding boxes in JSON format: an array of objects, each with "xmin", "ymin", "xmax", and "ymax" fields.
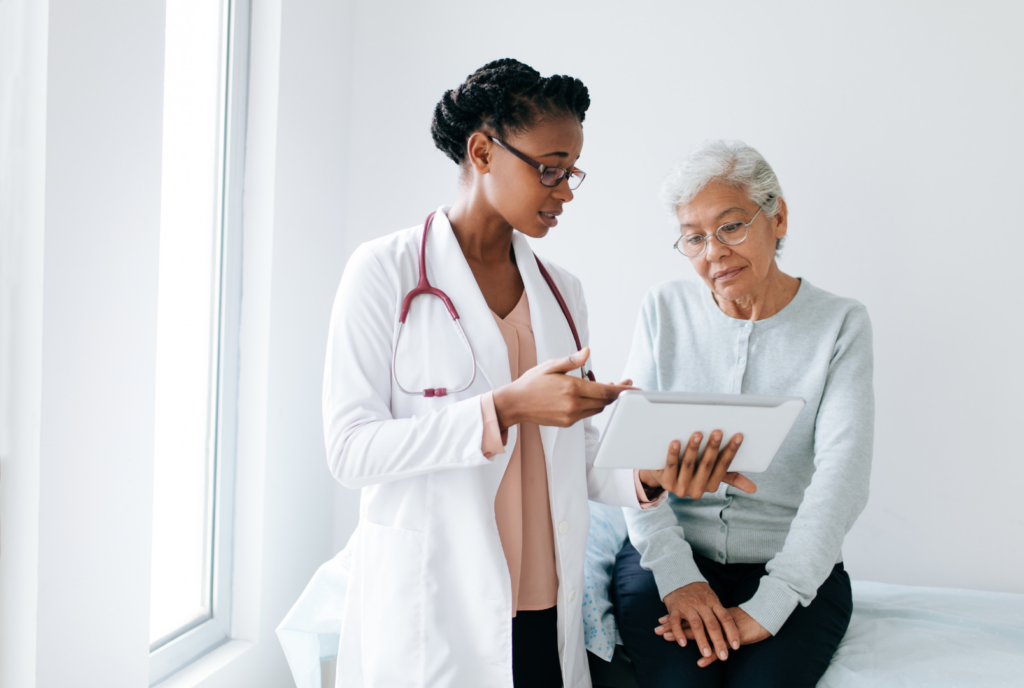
[
  {"xmin": 512, "ymin": 606, "xmax": 563, "ymax": 687},
  {"xmin": 611, "ymin": 541, "xmax": 852, "ymax": 688}
]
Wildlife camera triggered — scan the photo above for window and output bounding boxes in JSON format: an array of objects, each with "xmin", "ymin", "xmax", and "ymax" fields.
[{"xmin": 149, "ymin": 0, "xmax": 249, "ymax": 683}]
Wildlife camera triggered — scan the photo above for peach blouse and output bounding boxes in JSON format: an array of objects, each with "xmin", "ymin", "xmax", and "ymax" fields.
[
  {"xmin": 480, "ymin": 292, "xmax": 559, "ymax": 613},
  {"xmin": 480, "ymin": 291, "xmax": 663, "ymax": 616}
]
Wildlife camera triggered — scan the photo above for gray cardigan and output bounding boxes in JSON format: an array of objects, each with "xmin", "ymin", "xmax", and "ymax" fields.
[{"xmin": 622, "ymin": 278, "xmax": 874, "ymax": 635}]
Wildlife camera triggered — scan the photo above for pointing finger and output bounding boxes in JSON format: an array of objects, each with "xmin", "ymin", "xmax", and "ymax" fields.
[{"xmin": 577, "ymin": 380, "xmax": 633, "ymax": 401}]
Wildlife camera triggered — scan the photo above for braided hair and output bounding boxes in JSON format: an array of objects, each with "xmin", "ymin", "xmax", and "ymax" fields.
[{"xmin": 431, "ymin": 58, "xmax": 590, "ymax": 165}]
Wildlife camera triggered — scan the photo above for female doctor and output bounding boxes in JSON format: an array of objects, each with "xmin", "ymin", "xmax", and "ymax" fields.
[{"xmin": 323, "ymin": 59, "xmax": 753, "ymax": 688}]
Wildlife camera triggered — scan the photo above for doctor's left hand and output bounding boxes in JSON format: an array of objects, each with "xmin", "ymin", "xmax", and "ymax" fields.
[{"xmin": 492, "ymin": 348, "xmax": 631, "ymax": 430}]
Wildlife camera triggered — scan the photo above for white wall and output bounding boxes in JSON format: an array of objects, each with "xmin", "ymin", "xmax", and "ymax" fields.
[
  {"xmin": 3, "ymin": 2, "xmax": 1020, "ymax": 686},
  {"xmin": 0, "ymin": 0, "xmax": 47, "ymax": 685},
  {"xmin": 34, "ymin": 0, "xmax": 165, "ymax": 683},
  {"xmin": 184, "ymin": 0, "xmax": 355, "ymax": 684},
  {"xmin": 0, "ymin": 1, "xmax": 356, "ymax": 686},
  {"xmin": 336, "ymin": 0, "xmax": 1024, "ymax": 593}
]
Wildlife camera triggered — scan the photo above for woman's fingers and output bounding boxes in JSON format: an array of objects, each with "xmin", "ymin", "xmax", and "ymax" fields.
[
  {"xmin": 673, "ymin": 433, "xmax": 702, "ymax": 496},
  {"xmin": 658, "ymin": 614, "xmax": 691, "ymax": 629},
  {"xmin": 577, "ymin": 379, "xmax": 631, "ymax": 401},
  {"xmin": 656, "ymin": 613, "xmax": 691, "ymax": 642},
  {"xmin": 534, "ymin": 347, "xmax": 590, "ymax": 376},
  {"xmin": 697, "ymin": 653, "xmax": 720, "ymax": 668},
  {"xmin": 706, "ymin": 433, "xmax": 742, "ymax": 492},
  {"xmin": 669, "ymin": 610, "xmax": 688, "ymax": 648},
  {"xmin": 694, "ymin": 607, "xmax": 723, "ymax": 667},
  {"xmin": 722, "ymin": 472, "xmax": 757, "ymax": 494},
  {"xmin": 714, "ymin": 604, "xmax": 741, "ymax": 651},
  {"xmin": 565, "ymin": 347, "xmax": 590, "ymax": 373},
  {"xmin": 662, "ymin": 628, "xmax": 697, "ymax": 642},
  {"xmin": 684, "ymin": 609, "xmax": 712, "ymax": 657},
  {"xmin": 696, "ymin": 605, "xmax": 730, "ymax": 661},
  {"xmin": 687, "ymin": 431, "xmax": 721, "ymax": 498},
  {"xmin": 574, "ymin": 396, "xmax": 617, "ymax": 411},
  {"xmin": 651, "ymin": 440, "xmax": 678, "ymax": 491}
]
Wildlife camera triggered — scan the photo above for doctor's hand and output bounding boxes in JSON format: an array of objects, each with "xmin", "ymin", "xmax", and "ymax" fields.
[
  {"xmin": 492, "ymin": 348, "xmax": 631, "ymax": 430},
  {"xmin": 638, "ymin": 431, "xmax": 757, "ymax": 499}
]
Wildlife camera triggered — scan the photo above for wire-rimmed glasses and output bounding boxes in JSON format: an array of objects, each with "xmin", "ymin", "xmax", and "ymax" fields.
[
  {"xmin": 673, "ymin": 206, "xmax": 765, "ymax": 257},
  {"xmin": 487, "ymin": 136, "xmax": 586, "ymax": 190}
]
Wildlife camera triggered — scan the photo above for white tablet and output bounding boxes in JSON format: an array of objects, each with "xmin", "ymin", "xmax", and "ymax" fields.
[{"xmin": 592, "ymin": 391, "xmax": 805, "ymax": 473}]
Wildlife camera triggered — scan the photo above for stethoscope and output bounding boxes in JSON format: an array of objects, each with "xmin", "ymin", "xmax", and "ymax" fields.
[{"xmin": 393, "ymin": 211, "xmax": 595, "ymax": 398}]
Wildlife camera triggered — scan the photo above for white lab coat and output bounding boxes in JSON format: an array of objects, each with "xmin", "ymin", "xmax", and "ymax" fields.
[{"xmin": 323, "ymin": 206, "xmax": 641, "ymax": 688}]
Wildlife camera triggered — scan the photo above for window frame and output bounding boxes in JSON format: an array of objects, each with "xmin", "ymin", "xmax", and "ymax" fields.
[{"xmin": 149, "ymin": 0, "xmax": 251, "ymax": 683}]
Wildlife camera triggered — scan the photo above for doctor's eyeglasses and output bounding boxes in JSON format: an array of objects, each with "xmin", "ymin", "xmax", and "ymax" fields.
[
  {"xmin": 673, "ymin": 205, "xmax": 766, "ymax": 258},
  {"xmin": 488, "ymin": 136, "xmax": 586, "ymax": 190}
]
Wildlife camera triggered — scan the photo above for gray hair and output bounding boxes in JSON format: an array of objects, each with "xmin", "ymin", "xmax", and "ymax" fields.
[{"xmin": 660, "ymin": 140, "xmax": 785, "ymax": 250}]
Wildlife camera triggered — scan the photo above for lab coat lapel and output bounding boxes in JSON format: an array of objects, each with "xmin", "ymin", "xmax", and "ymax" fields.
[
  {"xmin": 513, "ymin": 232, "xmax": 576, "ymax": 464},
  {"xmin": 426, "ymin": 207, "xmax": 512, "ymax": 391}
]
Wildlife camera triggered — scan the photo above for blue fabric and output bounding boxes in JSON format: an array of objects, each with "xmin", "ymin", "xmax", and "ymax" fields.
[{"xmin": 583, "ymin": 501, "xmax": 628, "ymax": 661}]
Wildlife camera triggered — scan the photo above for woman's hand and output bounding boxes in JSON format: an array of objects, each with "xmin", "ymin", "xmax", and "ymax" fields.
[
  {"xmin": 657, "ymin": 604, "xmax": 770, "ymax": 667},
  {"xmin": 654, "ymin": 582, "xmax": 739, "ymax": 663},
  {"xmin": 492, "ymin": 348, "xmax": 631, "ymax": 430},
  {"xmin": 638, "ymin": 431, "xmax": 757, "ymax": 499}
]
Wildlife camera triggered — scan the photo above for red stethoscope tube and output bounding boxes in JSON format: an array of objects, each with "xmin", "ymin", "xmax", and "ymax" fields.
[{"xmin": 392, "ymin": 212, "xmax": 595, "ymax": 398}]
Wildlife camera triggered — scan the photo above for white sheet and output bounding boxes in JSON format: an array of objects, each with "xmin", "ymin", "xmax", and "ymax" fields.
[{"xmin": 820, "ymin": 581, "xmax": 1024, "ymax": 687}]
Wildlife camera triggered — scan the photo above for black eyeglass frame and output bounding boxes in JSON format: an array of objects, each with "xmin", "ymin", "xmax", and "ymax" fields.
[{"xmin": 487, "ymin": 136, "xmax": 586, "ymax": 190}]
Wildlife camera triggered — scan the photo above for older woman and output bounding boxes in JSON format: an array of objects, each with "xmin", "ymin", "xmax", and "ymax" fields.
[{"xmin": 611, "ymin": 141, "xmax": 873, "ymax": 688}]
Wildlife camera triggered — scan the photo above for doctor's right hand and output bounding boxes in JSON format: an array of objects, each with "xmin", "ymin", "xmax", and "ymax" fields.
[{"xmin": 492, "ymin": 347, "xmax": 629, "ymax": 431}]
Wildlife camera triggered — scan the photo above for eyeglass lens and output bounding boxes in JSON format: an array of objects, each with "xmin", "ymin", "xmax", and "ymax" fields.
[
  {"xmin": 540, "ymin": 168, "xmax": 585, "ymax": 190},
  {"xmin": 677, "ymin": 221, "xmax": 749, "ymax": 256}
]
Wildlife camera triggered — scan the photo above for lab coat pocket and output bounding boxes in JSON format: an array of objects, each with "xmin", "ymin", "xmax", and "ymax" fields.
[{"xmin": 359, "ymin": 520, "xmax": 425, "ymax": 687}]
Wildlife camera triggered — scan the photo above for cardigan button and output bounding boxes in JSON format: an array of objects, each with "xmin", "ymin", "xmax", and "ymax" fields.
[
  {"xmin": 568, "ymin": 590, "xmax": 577, "ymax": 603},
  {"xmin": 558, "ymin": 521, "xmax": 570, "ymax": 535}
]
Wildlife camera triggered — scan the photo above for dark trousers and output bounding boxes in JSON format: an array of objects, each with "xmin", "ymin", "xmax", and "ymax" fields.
[
  {"xmin": 611, "ymin": 542, "xmax": 852, "ymax": 688},
  {"xmin": 512, "ymin": 606, "xmax": 563, "ymax": 687}
]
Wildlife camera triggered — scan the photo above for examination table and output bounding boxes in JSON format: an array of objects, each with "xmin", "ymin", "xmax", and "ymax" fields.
[
  {"xmin": 278, "ymin": 504, "xmax": 1024, "ymax": 687},
  {"xmin": 582, "ymin": 503, "xmax": 1024, "ymax": 688}
]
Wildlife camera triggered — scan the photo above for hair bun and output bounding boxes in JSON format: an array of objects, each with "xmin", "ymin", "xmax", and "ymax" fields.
[{"xmin": 431, "ymin": 59, "xmax": 589, "ymax": 164}]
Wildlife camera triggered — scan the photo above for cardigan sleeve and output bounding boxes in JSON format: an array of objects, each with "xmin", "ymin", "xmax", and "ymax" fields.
[
  {"xmin": 740, "ymin": 305, "xmax": 874, "ymax": 634},
  {"xmin": 622, "ymin": 292, "xmax": 708, "ymax": 597}
]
